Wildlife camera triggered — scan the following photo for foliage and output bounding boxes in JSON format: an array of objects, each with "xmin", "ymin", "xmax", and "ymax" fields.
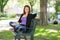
[
  {"xmin": 50, "ymin": 13, "xmax": 56, "ymax": 18},
  {"xmin": 0, "ymin": 0, "xmax": 8, "ymax": 12},
  {"xmin": 0, "ymin": 17, "xmax": 8, "ymax": 20},
  {"xmin": 27, "ymin": 0, "xmax": 38, "ymax": 13},
  {"xmin": 58, "ymin": 6, "xmax": 60, "ymax": 11},
  {"xmin": 48, "ymin": 0, "xmax": 60, "ymax": 18},
  {"xmin": 0, "ymin": 13, "xmax": 8, "ymax": 17},
  {"xmin": 0, "ymin": 13, "xmax": 17, "ymax": 20},
  {"xmin": 8, "ymin": 14, "xmax": 16, "ymax": 18},
  {"xmin": 55, "ymin": 1, "xmax": 60, "ymax": 12},
  {"xmin": 17, "ymin": 0, "xmax": 27, "ymax": 7},
  {"xmin": 0, "ymin": 13, "xmax": 8, "ymax": 20},
  {"xmin": 17, "ymin": 0, "xmax": 39, "ymax": 13}
]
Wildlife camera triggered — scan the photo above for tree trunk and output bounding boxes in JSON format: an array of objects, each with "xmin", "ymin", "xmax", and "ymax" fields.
[
  {"xmin": 0, "ymin": 0, "xmax": 8, "ymax": 13},
  {"xmin": 30, "ymin": 2, "xmax": 33, "ymax": 13},
  {"xmin": 1, "ymin": 6, "xmax": 4, "ymax": 13},
  {"xmin": 40, "ymin": 0, "xmax": 48, "ymax": 26},
  {"xmin": 31, "ymin": 5, "xmax": 33, "ymax": 13},
  {"xmin": 55, "ymin": 1, "xmax": 58, "ymax": 17},
  {"xmin": 55, "ymin": 1, "xmax": 60, "ymax": 18}
]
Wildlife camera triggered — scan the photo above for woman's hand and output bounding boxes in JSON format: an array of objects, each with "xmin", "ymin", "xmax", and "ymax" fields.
[
  {"xmin": 12, "ymin": 22, "xmax": 17, "ymax": 26},
  {"xmin": 35, "ymin": 16, "xmax": 39, "ymax": 19},
  {"xmin": 12, "ymin": 22, "xmax": 19, "ymax": 26}
]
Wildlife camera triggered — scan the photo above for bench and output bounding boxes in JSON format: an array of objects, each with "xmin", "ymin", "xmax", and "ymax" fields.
[{"xmin": 14, "ymin": 19, "xmax": 39, "ymax": 40}]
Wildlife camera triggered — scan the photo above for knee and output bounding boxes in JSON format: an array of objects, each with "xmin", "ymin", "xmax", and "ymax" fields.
[
  {"xmin": 9, "ymin": 22, "xmax": 14, "ymax": 27},
  {"xmin": 9, "ymin": 22, "xmax": 13, "ymax": 25}
]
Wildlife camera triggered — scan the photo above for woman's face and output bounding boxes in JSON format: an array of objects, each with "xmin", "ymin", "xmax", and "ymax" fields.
[{"xmin": 25, "ymin": 7, "xmax": 29, "ymax": 14}]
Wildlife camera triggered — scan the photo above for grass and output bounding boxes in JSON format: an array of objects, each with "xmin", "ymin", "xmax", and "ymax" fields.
[
  {"xmin": 44, "ymin": 24, "xmax": 60, "ymax": 30},
  {"xmin": 0, "ymin": 17, "xmax": 18, "ymax": 20},
  {"xmin": 0, "ymin": 31, "xmax": 14, "ymax": 39},
  {"xmin": 34, "ymin": 24, "xmax": 60, "ymax": 40},
  {"xmin": 0, "ymin": 24, "xmax": 60, "ymax": 40}
]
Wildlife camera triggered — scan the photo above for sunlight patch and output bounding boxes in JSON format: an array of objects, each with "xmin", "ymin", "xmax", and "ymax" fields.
[{"xmin": 34, "ymin": 33, "xmax": 40, "ymax": 36}]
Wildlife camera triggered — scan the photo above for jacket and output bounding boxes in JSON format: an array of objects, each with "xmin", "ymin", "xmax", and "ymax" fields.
[{"xmin": 18, "ymin": 13, "xmax": 37, "ymax": 27}]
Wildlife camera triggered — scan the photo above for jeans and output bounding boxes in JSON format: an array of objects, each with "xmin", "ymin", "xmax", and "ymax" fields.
[{"xmin": 9, "ymin": 22, "xmax": 26, "ymax": 33}]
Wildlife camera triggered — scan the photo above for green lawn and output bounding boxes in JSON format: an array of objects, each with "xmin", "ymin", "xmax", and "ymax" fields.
[
  {"xmin": 34, "ymin": 24, "xmax": 60, "ymax": 40},
  {"xmin": 0, "ymin": 24, "xmax": 60, "ymax": 40}
]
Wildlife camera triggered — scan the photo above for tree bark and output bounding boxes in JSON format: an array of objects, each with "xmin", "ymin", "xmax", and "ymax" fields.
[
  {"xmin": 1, "ymin": 5, "xmax": 4, "ymax": 13},
  {"xmin": 40, "ymin": 0, "xmax": 48, "ymax": 26},
  {"xmin": 0, "ymin": 0, "xmax": 8, "ymax": 13},
  {"xmin": 55, "ymin": 1, "xmax": 60, "ymax": 18},
  {"xmin": 30, "ymin": 2, "xmax": 34, "ymax": 13}
]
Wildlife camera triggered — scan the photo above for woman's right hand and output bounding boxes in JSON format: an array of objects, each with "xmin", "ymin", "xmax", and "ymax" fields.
[
  {"xmin": 12, "ymin": 22, "xmax": 17, "ymax": 26},
  {"xmin": 12, "ymin": 22, "xmax": 19, "ymax": 26}
]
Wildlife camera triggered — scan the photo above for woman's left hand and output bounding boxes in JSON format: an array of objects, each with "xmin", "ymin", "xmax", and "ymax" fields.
[{"xmin": 35, "ymin": 16, "xmax": 39, "ymax": 19}]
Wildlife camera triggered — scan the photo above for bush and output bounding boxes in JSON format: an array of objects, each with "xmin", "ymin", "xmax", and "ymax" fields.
[
  {"xmin": 50, "ymin": 13, "xmax": 56, "ymax": 19},
  {"xmin": 8, "ymin": 14, "xmax": 16, "ymax": 18},
  {"xmin": 0, "ymin": 17, "xmax": 8, "ymax": 20},
  {"xmin": 0, "ymin": 13, "xmax": 8, "ymax": 17},
  {"xmin": 0, "ymin": 13, "xmax": 8, "ymax": 20}
]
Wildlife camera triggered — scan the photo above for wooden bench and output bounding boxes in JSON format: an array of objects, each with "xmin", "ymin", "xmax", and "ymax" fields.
[{"xmin": 14, "ymin": 19, "xmax": 39, "ymax": 40}]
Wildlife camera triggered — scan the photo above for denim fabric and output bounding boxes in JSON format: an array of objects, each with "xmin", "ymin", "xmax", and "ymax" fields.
[{"xmin": 9, "ymin": 22, "xmax": 26, "ymax": 33}]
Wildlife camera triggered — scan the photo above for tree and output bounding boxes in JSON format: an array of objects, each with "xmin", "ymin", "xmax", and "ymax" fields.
[
  {"xmin": 0, "ymin": 0, "xmax": 8, "ymax": 13},
  {"xmin": 40, "ymin": 0, "xmax": 48, "ymax": 26},
  {"xmin": 47, "ymin": 0, "xmax": 60, "ymax": 18},
  {"xmin": 55, "ymin": 0, "xmax": 60, "ymax": 14},
  {"xmin": 27, "ymin": 0, "xmax": 37, "ymax": 13},
  {"xmin": 17, "ymin": 0, "xmax": 26, "ymax": 7}
]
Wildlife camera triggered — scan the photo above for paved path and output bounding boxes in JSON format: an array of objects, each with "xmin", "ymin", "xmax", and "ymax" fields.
[{"xmin": 0, "ymin": 20, "xmax": 17, "ymax": 32}]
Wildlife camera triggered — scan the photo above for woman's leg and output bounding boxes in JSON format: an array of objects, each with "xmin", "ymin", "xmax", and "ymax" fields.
[
  {"xmin": 9, "ymin": 22, "xmax": 15, "ymax": 27},
  {"xmin": 14, "ymin": 24, "xmax": 20, "ymax": 32},
  {"xmin": 9, "ymin": 22, "xmax": 17, "ymax": 32},
  {"xmin": 15, "ymin": 24, "xmax": 26, "ymax": 33},
  {"xmin": 18, "ymin": 25, "xmax": 26, "ymax": 33},
  {"xmin": 9, "ymin": 22, "xmax": 26, "ymax": 33}
]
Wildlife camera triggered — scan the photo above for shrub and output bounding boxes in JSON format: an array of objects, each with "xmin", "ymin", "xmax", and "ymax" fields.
[
  {"xmin": 8, "ymin": 14, "xmax": 16, "ymax": 18},
  {"xmin": 0, "ymin": 17, "xmax": 8, "ymax": 20},
  {"xmin": 0, "ymin": 13, "xmax": 8, "ymax": 17}
]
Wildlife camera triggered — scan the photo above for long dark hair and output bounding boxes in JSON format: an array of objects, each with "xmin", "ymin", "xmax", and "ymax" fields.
[{"xmin": 23, "ymin": 5, "xmax": 30, "ymax": 14}]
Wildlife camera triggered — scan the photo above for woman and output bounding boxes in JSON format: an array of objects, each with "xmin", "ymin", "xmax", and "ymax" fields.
[{"xmin": 9, "ymin": 5, "xmax": 37, "ymax": 33}]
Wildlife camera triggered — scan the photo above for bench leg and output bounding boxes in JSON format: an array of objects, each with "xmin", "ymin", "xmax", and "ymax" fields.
[
  {"xmin": 30, "ymin": 34, "xmax": 34, "ymax": 40},
  {"xmin": 24, "ymin": 36, "xmax": 27, "ymax": 40},
  {"xmin": 15, "ymin": 34, "xmax": 20, "ymax": 40}
]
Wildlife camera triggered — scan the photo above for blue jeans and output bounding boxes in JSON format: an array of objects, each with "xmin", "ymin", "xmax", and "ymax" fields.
[{"xmin": 9, "ymin": 22, "xmax": 26, "ymax": 33}]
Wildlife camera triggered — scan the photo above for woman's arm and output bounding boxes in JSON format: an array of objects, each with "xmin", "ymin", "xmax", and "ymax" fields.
[
  {"xmin": 11, "ymin": 14, "xmax": 23, "ymax": 26},
  {"xmin": 35, "ymin": 16, "xmax": 39, "ymax": 19},
  {"xmin": 31, "ymin": 13, "xmax": 37, "ymax": 19},
  {"xmin": 11, "ymin": 22, "xmax": 19, "ymax": 26},
  {"xmin": 18, "ymin": 14, "xmax": 23, "ymax": 23}
]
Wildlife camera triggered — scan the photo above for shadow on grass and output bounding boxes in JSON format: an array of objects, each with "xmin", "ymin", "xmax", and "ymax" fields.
[
  {"xmin": 0, "ymin": 31, "xmax": 14, "ymax": 40},
  {"xmin": 42, "ymin": 24, "xmax": 60, "ymax": 30},
  {"xmin": 0, "ymin": 24, "xmax": 60, "ymax": 40},
  {"xmin": 34, "ymin": 26, "xmax": 60, "ymax": 40}
]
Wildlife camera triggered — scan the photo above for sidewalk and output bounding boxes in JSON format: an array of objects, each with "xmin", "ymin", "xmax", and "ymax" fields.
[{"xmin": 0, "ymin": 20, "xmax": 17, "ymax": 32}]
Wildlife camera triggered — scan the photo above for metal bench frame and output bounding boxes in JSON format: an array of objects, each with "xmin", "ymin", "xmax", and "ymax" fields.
[{"xmin": 14, "ymin": 19, "xmax": 39, "ymax": 40}]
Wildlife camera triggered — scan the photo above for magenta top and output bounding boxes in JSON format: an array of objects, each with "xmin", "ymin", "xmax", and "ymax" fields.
[{"xmin": 21, "ymin": 17, "xmax": 27, "ymax": 25}]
